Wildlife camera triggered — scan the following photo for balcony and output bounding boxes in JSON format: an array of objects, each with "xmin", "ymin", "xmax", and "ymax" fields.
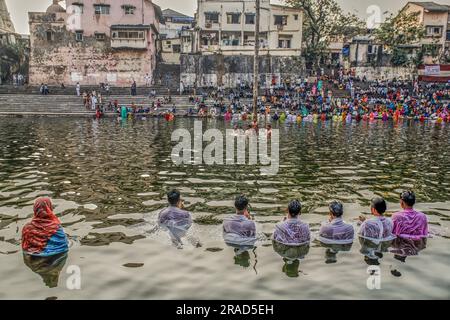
[
  {"xmin": 111, "ymin": 38, "xmax": 147, "ymax": 49},
  {"xmin": 110, "ymin": 25, "xmax": 150, "ymax": 50}
]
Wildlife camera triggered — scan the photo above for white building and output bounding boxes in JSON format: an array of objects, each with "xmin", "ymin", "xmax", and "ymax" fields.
[
  {"xmin": 193, "ymin": 0, "xmax": 303, "ymax": 56},
  {"xmin": 401, "ymin": 2, "xmax": 450, "ymax": 63},
  {"xmin": 159, "ymin": 9, "xmax": 194, "ymax": 64}
]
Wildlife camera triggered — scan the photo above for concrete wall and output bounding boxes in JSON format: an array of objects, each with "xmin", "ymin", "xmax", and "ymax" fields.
[
  {"xmin": 353, "ymin": 66, "xmax": 416, "ymax": 81},
  {"xmin": 180, "ymin": 53, "xmax": 304, "ymax": 88},
  {"xmin": 28, "ymin": 12, "xmax": 155, "ymax": 86}
]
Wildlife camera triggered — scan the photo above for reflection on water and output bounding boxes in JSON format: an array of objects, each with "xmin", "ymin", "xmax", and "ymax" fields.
[
  {"xmin": 273, "ymin": 241, "xmax": 310, "ymax": 278},
  {"xmin": 23, "ymin": 252, "xmax": 68, "ymax": 288},
  {"xmin": 0, "ymin": 117, "xmax": 449, "ymax": 299}
]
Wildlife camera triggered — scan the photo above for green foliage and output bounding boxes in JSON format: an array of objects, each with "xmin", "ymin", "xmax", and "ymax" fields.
[
  {"xmin": 285, "ymin": 0, "xmax": 365, "ymax": 68},
  {"xmin": 391, "ymin": 48, "xmax": 409, "ymax": 66},
  {"xmin": 0, "ymin": 40, "xmax": 29, "ymax": 82},
  {"xmin": 374, "ymin": 10, "xmax": 425, "ymax": 52}
]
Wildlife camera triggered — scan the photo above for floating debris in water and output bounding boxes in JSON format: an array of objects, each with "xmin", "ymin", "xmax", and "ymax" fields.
[{"xmin": 123, "ymin": 263, "xmax": 144, "ymax": 268}]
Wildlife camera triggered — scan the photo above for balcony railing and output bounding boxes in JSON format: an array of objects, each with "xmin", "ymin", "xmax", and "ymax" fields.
[{"xmin": 111, "ymin": 38, "xmax": 147, "ymax": 49}]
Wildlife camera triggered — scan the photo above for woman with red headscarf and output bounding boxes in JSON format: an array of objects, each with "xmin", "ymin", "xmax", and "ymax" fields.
[{"xmin": 22, "ymin": 197, "xmax": 69, "ymax": 257}]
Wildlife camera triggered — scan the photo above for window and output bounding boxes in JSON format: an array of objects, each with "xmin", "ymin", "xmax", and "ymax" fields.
[
  {"xmin": 95, "ymin": 33, "xmax": 106, "ymax": 41},
  {"xmin": 447, "ymin": 30, "xmax": 450, "ymax": 41},
  {"xmin": 274, "ymin": 15, "xmax": 288, "ymax": 25},
  {"xmin": 94, "ymin": 5, "xmax": 110, "ymax": 15},
  {"xmin": 112, "ymin": 30, "xmax": 145, "ymax": 40},
  {"xmin": 75, "ymin": 31, "xmax": 83, "ymax": 42},
  {"xmin": 205, "ymin": 12, "xmax": 219, "ymax": 24},
  {"xmin": 294, "ymin": 14, "xmax": 298, "ymax": 20},
  {"xmin": 245, "ymin": 13, "xmax": 255, "ymax": 25},
  {"xmin": 122, "ymin": 5, "xmax": 135, "ymax": 15},
  {"xmin": 46, "ymin": 31, "xmax": 54, "ymax": 41},
  {"xmin": 71, "ymin": 4, "xmax": 83, "ymax": 14},
  {"xmin": 278, "ymin": 37, "xmax": 291, "ymax": 48},
  {"xmin": 426, "ymin": 26, "xmax": 443, "ymax": 37},
  {"xmin": 227, "ymin": 13, "xmax": 241, "ymax": 24}
]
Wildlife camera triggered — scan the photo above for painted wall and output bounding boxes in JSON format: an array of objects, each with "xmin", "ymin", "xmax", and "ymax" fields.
[{"xmin": 28, "ymin": 0, "xmax": 160, "ymax": 86}]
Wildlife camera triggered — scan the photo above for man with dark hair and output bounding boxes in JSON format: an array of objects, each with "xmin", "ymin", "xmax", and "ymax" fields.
[
  {"xmin": 223, "ymin": 195, "xmax": 256, "ymax": 245},
  {"xmin": 158, "ymin": 189, "xmax": 192, "ymax": 243},
  {"xmin": 358, "ymin": 197, "xmax": 396, "ymax": 242},
  {"xmin": 318, "ymin": 200, "xmax": 354, "ymax": 244},
  {"xmin": 392, "ymin": 191, "xmax": 428, "ymax": 239},
  {"xmin": 273, "ymin": 200, "xmax": 310, "ymax": 245}
]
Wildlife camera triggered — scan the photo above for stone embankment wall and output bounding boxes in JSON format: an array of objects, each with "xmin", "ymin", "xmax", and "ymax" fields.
[{"xmin": 180, "ymin": 54, "xmax": 305, "ymax": 88}]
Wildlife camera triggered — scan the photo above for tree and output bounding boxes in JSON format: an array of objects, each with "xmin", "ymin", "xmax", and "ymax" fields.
[
  {"xmin": 374, "ymin": 10, "xmax": 426, "ymax": 66},
  {"xmin": 0, "ymin": 40, "xmax": 29, "ymax": 83},
  {"xmin": 285, "ymin": 0, "xmax": 365, "ymax": 70}
]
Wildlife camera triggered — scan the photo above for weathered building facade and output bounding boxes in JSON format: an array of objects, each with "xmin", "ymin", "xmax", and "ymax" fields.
[
  {"xmin": 28, "ymin": 0, "xmax": 162, "ymax": 86},
  {"xmin": 0, "ymin": 0, "xmax": 17, "ymax": 45},
  {"xmin": 193, "ymin": 0, "xmax": 303, "ymax": 56},
  {"xmin": 180, "ymin": 0, "xmax": 304, "ymax": 88},
  {"xmin": 402, "ymin": 1, "xmax": 450, "ymax": 63},
  {"xmin": 159, "ymin": 9, "xmax": 194, "ymax": 64}
]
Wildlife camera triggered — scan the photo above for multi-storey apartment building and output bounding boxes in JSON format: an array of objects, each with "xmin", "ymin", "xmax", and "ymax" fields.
[
  {"xmin": 28, "ymin": 0, "xmax": 162, "ymax": 86},
  {"xmin": 193, "ymin": 0, "xmax": 303, "ymax": 56}
]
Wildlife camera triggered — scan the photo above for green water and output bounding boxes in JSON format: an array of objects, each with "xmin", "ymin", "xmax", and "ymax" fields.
[{"xmin": 0, "ymin": 117, "xmax": 449, "ymax": 299}]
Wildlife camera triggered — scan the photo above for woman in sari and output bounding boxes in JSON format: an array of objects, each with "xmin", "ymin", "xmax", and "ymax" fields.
[{"xmin": 22, "ymin": 197, "xmax": 69, "ymax": 257}]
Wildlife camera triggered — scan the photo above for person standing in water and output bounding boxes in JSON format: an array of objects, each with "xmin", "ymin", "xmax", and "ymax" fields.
[
  {"xmin": 318, "ymin": 201, "xmax": 354, "ymax": 244},
  {"xmin": 158, "ymin": 190, "xmax": 193, "ymax": 245},
  {"xmin": 359, "ymin": 197, "xmax": 396, "ymax": 243},
  {"xmin": 223, "ymin": 195, "xmax": 256, "ymax": 246},
  {"xmin": 273, "ymin": 200, "xmax": 310, "ymax": 246},
  {"xmin": 392, "ymin": 191, "xmax": 428, "ymax": 240}
]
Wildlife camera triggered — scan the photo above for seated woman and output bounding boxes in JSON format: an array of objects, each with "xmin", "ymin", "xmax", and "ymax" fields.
[
  {"xmin": 318, "ymin": 201, "xmax": 354, "ymax": 245},
  {"xmin": 273, "ymin": 200, "xmax": 310, "ymax": 246},
  {"xmin": 359, "ymin": 197, "xmax": 396, "ymax": 243},
  {"xmin": 22, "ymin": 197, "xmax": 69, "ymax": 257}
]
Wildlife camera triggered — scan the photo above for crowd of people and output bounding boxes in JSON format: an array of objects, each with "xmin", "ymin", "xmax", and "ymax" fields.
[{"xmin": 83, "ymin": 76, "xmax": 450, "ymax": 126}]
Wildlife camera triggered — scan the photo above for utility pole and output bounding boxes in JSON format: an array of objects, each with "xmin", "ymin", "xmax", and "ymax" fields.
[{"xmin": 252, "ymin": 0, "xmax": 260, "ymax": 120}]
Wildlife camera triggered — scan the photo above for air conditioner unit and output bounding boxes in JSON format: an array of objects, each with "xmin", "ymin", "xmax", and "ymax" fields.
[
  {"xmin": 205, "ymin": 22, "xmax": 212, "ymax": 28},
  {"xmin": 277, "ymin": 24, "xmax": 284, "ymax": 31}
]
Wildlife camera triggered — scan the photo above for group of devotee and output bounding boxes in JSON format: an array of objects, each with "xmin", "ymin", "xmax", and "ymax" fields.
[
  {"xmin": 20, "ymin": 190, "xmax": 429, "ymax": 259},
  {"xmin": 91, "ymin": 76, "xmax": 450, "ymax": 125}
]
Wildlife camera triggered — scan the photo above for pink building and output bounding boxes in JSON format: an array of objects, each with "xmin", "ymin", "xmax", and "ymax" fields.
[{"xmin": 29, "ymin": 0, "xmax": 162, "ymax": 86}]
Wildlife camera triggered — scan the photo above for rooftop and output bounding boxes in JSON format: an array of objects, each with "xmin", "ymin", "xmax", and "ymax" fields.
[
  {"xmin": 408, "ymin": 2, "xmax": 450, "ymax": 12},
  {"xmin": 162, "ymin": 9, "xmax": 194, "ymax": 20}
]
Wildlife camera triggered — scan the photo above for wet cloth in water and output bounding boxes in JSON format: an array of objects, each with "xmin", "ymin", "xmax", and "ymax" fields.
[
  {"xmin": 392, "ymin": 208, "xmax": 428, "ymax": 240},
  {"xmin": 359, "ymin": 216, "xmax": 396, "ymax": 243},
  {"xmin": 22, "ymin": 197, "xmax": 69, "ymax": 257},
  {"xmin": 318, "ymin": 218, "xmax": 355, "ymax": 244},
  {"xmin": 273, "ymin": 218, "xmax": 311, "ymax": 246},
  {"xmin": 273, "ymin": 218, "xmax": 310, "ymax": 246},
  {"xmin": 223, "ymin": 215, "xmax": 256, "ymax": 246},
  {"xmin": 158, "ymin": 206, "xmax": 192, "ymax": 240}
]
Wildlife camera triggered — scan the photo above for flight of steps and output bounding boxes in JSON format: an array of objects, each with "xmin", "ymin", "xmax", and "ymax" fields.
[
  {"xmin": 0, "ymin": 94, "xmax": 243, "ymax": 115},
  {"xmin": 0, "ymin": 85, "xmax": 179, "ymax": 96}
]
